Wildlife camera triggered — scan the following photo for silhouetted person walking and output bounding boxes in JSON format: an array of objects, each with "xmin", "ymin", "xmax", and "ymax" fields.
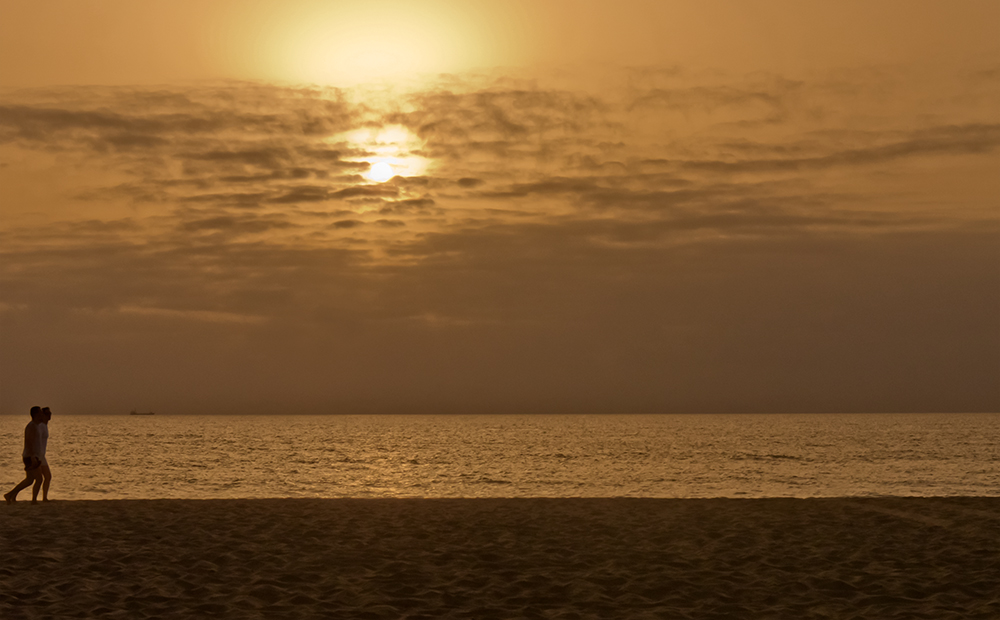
[{"xmin": 4, "ymin": 406, "xmax": 47, "ymax": 504}]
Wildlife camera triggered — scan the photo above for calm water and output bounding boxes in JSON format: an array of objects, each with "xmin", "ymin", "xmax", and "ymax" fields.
[{"xmin": 2, "ymin": 414, "xmax": 998, "ymax": 500}]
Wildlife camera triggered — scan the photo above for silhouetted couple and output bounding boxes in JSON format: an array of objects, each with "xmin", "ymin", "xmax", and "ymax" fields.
[{"xmin": 4, "ymin": 406, "xmax": 53, "ymax": 504}]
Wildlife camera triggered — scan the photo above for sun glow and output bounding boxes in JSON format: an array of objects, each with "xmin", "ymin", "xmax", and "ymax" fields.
[
  {"xmin": 368, "ymin": 161, "xmax": 395, "ymax": 183},
  {"xmin": 333, "ymin": 124, "xmax": 431, "ymax": 181},
  {"xmin": 265, "ymin": 3, "xmax": 488, "ymax": 85}
]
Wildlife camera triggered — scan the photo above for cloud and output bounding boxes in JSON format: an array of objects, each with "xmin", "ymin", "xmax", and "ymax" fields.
[
  {"xmin": 626, "ymin": 80, "xmax": 802, "ymax": 127},
  {"xmin": 479, "ymin": 177, "xmax": 602, "ymax": 199},
  {"xmin": 182, "ymin": 146, "xmax": 294, "ymax": 168},
  {"xmin": 1, "ymin": 72, "xmax": 995, "ymax": 259},
  {"xmin": 3, "ymin": 70, "xmax": 994, "ymax": 244},
  {"xmin": 269, "ymin": 185, "xmax": 330, "ymax": 203},
  {"xmin": 179, "ymin": 191, "xmax": 271, "ymax": 208},
  {"xmin": 328, "ymin": 186, "xmax": 400, "ymax": 200},
  {"xmin": 676, "ymin": 123, "xmax": 1000, "ymax": 173},
  {"xmin": 377, "ymin": 198, "xmax": 436, "ymax": 213},
  {"xmin": 1, "ymin": 67, "xmax": 998, "ymax": 413},
  {"xmin": 332, "ymin": 219, "xmax": 362, "ymax": 229},
  {"xmin": 179, "ymin": 214, "xmax": 295, "ymax": 234},
  {"xmin": 115, "ymin": 305, "xmax": 267, "ymax": 324}
]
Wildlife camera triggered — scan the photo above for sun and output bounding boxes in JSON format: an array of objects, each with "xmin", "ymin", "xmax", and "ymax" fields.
[
  {"xmin": 368, "ymin": 161, "xmax": 395, "ymax": 183},
  {"xmin": 330, "ymin": 125, "xmax": 430, "ymax": 182}
]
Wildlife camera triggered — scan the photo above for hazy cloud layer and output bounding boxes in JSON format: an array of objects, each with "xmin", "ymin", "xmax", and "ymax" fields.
[{"xmin": 1, "ymin": 66, "xmax": 998, "ymax": 413}]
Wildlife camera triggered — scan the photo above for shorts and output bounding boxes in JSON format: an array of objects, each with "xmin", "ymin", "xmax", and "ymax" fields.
[{"xmin": 23, "ymin": 456, "xmax": 40, "ymax": 471}]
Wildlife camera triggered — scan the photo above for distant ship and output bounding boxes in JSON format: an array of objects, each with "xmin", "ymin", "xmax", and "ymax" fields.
[{"xmin": 130, "ymin": 410, "xmax": 155, "ymax": 416}]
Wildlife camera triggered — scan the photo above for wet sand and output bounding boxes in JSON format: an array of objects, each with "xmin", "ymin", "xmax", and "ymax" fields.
[{"xmin": 2, "ymin": 498, "xmax": 998, "ymax": 619}]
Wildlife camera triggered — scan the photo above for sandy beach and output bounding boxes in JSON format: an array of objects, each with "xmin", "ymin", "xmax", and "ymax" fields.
[{"xmin": 2, "ymin": 498, "xmax": 998, "ymax": 619}]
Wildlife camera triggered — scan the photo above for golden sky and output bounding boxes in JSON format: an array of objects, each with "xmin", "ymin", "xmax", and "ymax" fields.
[{"xmin": 1, "ymin": 1, "xmax": 998, "ymax": 414}]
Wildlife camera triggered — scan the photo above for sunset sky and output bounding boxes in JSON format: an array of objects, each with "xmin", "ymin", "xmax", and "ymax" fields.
[{"xmin": 1, "ymin": 1, "xmax": 998, "ymax": 415}]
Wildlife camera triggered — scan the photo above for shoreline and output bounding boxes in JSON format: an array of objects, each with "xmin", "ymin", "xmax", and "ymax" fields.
[
  {"xmin": 3, "ymin": 497, "xmax": 999, "ymax": 618},
  {"xmin": 3, "ymin": 494, "xmax": 999, "ymax": 499}
]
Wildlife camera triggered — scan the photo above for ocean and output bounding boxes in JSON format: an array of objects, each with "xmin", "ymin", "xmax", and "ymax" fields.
[{"xmin": 2, "ymin": 413, "xmax": 998, "ymax": 500}]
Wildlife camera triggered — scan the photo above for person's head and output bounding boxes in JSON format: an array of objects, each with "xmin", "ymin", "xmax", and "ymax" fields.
[
  {"xmin": 41, "ymin": 407, "xmax": 51, "ymax": 423},
  {"xmin": 30, "ymin": 406, "xmax": 42, "ymax": 420}
]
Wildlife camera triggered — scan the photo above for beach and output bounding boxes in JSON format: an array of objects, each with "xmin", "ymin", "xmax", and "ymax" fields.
[{"xmin": 2, "ymin": 498, "xmax": 998, "ymax": 619}]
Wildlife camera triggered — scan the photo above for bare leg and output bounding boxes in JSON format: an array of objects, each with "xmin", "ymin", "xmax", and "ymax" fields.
[
  {"xmin": 40, "ymin": 463, "xmax": 52, "ymax": 501},
  {"xmin": 31, "ymin": 473, "xmax": 42, "ymax": 503},
  {"xmin": 6, "ymin": 470, "xmax": 41, "ymax": 503}
]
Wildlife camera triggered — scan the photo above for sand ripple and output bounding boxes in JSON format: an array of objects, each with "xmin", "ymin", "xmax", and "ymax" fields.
[{"xmin": 2, "ymin": 498, "xmax": 999, "ymax": 619}]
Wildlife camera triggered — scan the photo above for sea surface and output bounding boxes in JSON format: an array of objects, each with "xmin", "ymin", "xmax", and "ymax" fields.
[{"xmin": 2, "ymin": 413, "xmax": 998, "ymax": 500}]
